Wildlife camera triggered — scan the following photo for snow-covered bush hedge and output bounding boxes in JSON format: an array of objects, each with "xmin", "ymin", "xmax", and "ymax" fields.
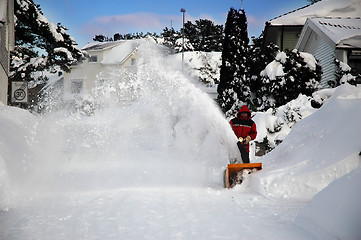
[
  {"xmin": 332, "ymin": 59, "xmax": 360, "ymax": 87},
  {"xmin": 252, "ymin": 83, "xmax": 340, "ymax": 156},
  {"xmin": 256, "ymin": 49, "xmax": 322, "ymax": 111}
]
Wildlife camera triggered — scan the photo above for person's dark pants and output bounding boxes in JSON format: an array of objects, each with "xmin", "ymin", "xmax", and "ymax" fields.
[{"xmin": 237, "ymin": 141, "xmax": 250, "ymax": 163}]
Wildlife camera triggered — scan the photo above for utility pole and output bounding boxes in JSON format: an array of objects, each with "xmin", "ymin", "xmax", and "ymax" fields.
[{"xmin": 180, "ymin": 8, "xmax": 186, "ymax": 72}]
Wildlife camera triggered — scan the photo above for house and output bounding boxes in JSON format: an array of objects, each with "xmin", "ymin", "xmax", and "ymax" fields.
[
  {"xmin": 296, "ymin": 18, "xmax": 361, "ymax": 87},
  {"xmin": 262, "ymin": 0, "xmax": 361, "ymax": 52},
  {"xmin": 63, "ymin": 39, "xmax": 140, "ymax": 99},
  {"xmin": 0, "ymin": 0, "xmax": 14, "ymax": 105}
]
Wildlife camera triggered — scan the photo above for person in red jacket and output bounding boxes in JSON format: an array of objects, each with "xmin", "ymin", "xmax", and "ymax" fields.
[{"xmin": 229, "ymin": 105, "xmax": 257, "ymax": 163}]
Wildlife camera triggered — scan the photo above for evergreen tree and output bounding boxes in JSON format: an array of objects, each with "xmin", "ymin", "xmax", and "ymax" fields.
[
  {"xmin": 160, "ymin": 27, "xmax": 180, "ymax": 50},
  {"xmin": 249, "ymin": 33, "xmax": 279, "ymax": 108},
  {"xmin": 113, "ymin": 33, "xmax": 122, "ymax": 41},
  {"xmin": 93, "ymin": 35, "xmax": 106, "ymax": 42},
  {"xmin": 10, "ymin": 0, "xmax": 84, "ymax": 106},
  {"xmin": 184, "ymin": 19, "xmax": 223, "ymax": 52},
  {"xmin": 217, "ymin": 8, "xmax": 251, "ymax": 117},
  {"xmin": 183, "ymin": 21, "xmax": 198, "ymax": 48}
]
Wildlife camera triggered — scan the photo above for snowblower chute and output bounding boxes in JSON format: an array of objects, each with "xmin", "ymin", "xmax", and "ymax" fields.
[{"xmin": 224, "ymin": 163, "xmax": 262, "ymax": 188}]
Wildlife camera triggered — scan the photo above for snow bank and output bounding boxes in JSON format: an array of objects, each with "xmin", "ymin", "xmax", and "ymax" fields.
[
  {"xmin": 295, "ymin": 167, "xmax": 361, "ymax": 240},
  {"xmin": 312, "ymin": 87, "xmax": 336, "ymax": 105},
  {"xmin": 0, "ymin": 106, "xmax": 38, "ymax": 208},
  {"xmin": 249, "ymin": 83, "xmax": 361, "ymax": 200}
]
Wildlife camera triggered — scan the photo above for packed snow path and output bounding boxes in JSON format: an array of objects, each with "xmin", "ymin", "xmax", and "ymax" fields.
[
  {"xmin": 0, "ymin": 188, "xmax": 310, "ymax": 240},
  {"xmin": 1, "ymin": 41, "xmax": 360, "ymax": 239}
]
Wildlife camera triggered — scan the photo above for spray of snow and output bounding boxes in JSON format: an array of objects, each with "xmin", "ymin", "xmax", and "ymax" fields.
[{"xmin": 0, "ymin": 40, "xmax": 239, "ymax": 208}]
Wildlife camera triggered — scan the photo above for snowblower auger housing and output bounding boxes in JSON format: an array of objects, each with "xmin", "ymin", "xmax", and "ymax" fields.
[{"xmin": 224, "ymin": 163, "xmax": 262, "ymax": 188}]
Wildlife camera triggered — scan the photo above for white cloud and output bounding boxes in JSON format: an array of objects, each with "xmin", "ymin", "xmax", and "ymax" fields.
[
  {"xmin": 80, "ymin": 12, "xmax": 180, "ymax": 38},
  {"xmin": 77, "ymin": 11, "xmax": 268, "ymax": 44},
  {"xmin": 79, "ymin": 12, "xmax": 229, "ymax": 40}
]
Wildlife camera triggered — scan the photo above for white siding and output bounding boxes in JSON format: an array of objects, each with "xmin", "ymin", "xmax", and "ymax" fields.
[
  {"xmin": 302, "ymin": 31, "xmax": 336, "ymax": 88},
  {"xmin": 314, "ymin": 37, "xmax": 336, "ymax": 88},
  {"xmin": 283, "ymin": 30, "xmax": 301, "ymax": 51},
  {"xmin": 303, "ymin": 31, "xmax": 318, "ymax": 53}
]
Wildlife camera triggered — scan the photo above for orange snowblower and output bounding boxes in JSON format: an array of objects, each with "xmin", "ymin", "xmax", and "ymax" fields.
[{"xmin": 224, "ymin": 162, "xmax": 262, "ymax": 188}]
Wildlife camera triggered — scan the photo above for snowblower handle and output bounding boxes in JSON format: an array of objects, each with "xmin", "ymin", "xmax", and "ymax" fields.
[{"xmin": 238, "ymin": 137, "xmax": 246, "ymax": 145}]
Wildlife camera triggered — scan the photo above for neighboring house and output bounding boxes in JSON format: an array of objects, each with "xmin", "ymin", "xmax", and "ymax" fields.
[
  {"xmin": 262, "ymin": 0, "xmax": 361, "ymax": 52},
  {"xmin": 63, "ymin": 39, "xmax": 140, "ymax": 99},
  {"xmin": 296, "ymin": 18, "xmax": 361, "ymax": 88},
  {"xmin": 0, "ymin": 0, "xmax": 14, "ymax": 105}
]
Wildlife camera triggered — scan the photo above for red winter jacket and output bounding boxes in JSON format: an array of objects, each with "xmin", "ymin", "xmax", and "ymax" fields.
[{"xmin": 229, "ymin": 105, "xmax": 257, "ymax": 152}]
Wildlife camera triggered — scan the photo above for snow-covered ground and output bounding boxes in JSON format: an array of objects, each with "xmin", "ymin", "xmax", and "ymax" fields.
[{"xmin": 0, "ymin": 41, "xmax": 360, "ymax": 239}]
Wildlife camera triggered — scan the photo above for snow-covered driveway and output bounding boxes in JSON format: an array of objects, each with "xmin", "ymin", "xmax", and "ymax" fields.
[{"xmin": 1, "ymin": 187, "xmax": 310, "ymax": 240}]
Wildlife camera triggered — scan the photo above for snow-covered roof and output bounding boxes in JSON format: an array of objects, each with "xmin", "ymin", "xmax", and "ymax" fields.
[
  {"xmin": 81, "ymin": 41, "xmax": 123, "ymax": 51},
  {"xmin": 81, "ymin": 40, "xmax": 141, "ymax": 65},
  {"xmin": 101, "ymin": 40, "xmax": 140, "ymax": 64},
  {"xmin": 269, "ymin": 0, "xmax": 361, "ymax": 26},
  {"xmin": 297, "ymin": 18, "xmax": 361, "ymax": 49}
]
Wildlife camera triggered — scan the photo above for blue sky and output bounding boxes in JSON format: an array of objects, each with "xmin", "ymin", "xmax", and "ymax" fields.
[{"xmin": 35, "ymin": 0, "xmax": 310, "ymax": 47}]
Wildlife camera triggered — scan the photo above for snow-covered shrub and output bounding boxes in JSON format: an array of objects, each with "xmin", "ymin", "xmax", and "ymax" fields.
[
  {"xmin": 266, "ymin": 119, "xmax": 283, "ymax": 134},
  {"xmin": 257, "ymin": 49, "xmax": 322, "ymax": 111},
  {"xmin": 174, "ymin": 38, "xmax": 194, "ymax": 53},
  {"xmin": 255, "ymin": 136, "xmax": 273, "ymax": 156},
  {"xmin": 185, "ymin": 51, "xmax": 221, "ymax": 86},
  {"xmin": 332, "ymin": 59, "xmax": 359, "ymax": 87},
  {"xmin": 311, "ymin": 87, "xmax": 337, "ymax": 108},
  {"xmin": 253, "ymin": 94, "xmax": 317, "ymax": 155}
]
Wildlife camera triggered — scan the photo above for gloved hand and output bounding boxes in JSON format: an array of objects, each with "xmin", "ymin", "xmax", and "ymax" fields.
[{"xmin": 245, "ymin": 136, "xmax": 251, "ymax": 144}]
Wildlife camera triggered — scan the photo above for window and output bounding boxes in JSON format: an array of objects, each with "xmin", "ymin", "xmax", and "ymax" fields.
[
  {"xmin": 88, "ymin": 55, "xmax": 98, "ymax": 63},
  {"xmin": 71, "ymin": 80, "xmax": 83, "ymax": 94}
]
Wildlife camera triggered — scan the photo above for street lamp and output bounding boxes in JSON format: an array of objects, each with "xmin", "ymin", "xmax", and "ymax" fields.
[{"xmin": 180, "ymin": 8, "xmax": 186, "ymax": 72}]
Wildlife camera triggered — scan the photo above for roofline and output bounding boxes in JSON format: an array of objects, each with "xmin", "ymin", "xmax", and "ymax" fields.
[
  {"xmin": 296, "ymin": 18, "xmax": 337, "ymax": 51},
  {"xmin": 264, "ymin": 23, "xmax": 304, "ymax": 27},
  {"xmin": 268, "ymin": 2, "xmax": 314, "ymax": 23},
  {"xmin": 297, "ymin": 17, "xmax": 361, "ymax": 51},
  {"xmin": 83, "ymin": 41, "xmax": 124, "ymax": 52}
]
